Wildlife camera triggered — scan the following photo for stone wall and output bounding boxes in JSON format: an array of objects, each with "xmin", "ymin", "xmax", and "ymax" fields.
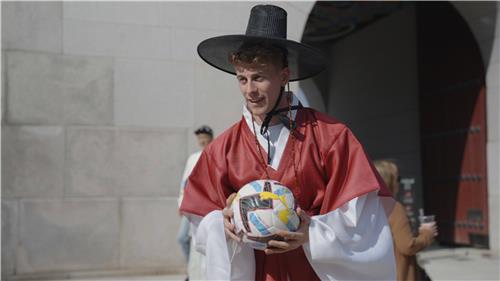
[{"xmin": 1, "ymin": 2, "xmax": 314, "ymax": 279}]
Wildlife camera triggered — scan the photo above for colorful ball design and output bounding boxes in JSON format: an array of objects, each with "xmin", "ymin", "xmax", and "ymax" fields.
[{"xmin": 231, "ymin": 179, "xmax": 300, "ymax": 250}]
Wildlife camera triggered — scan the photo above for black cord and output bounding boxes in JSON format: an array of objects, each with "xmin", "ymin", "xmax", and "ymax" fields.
[{"xmin": 265, "ymin": 132, "xmax": 271, "ymax": 164}]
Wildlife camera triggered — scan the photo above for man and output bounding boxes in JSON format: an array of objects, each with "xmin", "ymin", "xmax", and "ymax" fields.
[
  {"xmin": 177, "ymin": 125, "xmax": 213, "ymax": 280},
  {"xmin": 180, "ymin": 5, "xmax": 396, "ymax": 280}
]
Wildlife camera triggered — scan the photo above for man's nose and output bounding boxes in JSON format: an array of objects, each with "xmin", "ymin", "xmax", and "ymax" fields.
[{"xmin": 245, "ymin": 81, "xmax": 257, "ymax": 95}]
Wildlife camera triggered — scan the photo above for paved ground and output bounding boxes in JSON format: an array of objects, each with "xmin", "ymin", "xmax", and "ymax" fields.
[
  {"xmin": 5, "ymin": 272, "xmax": 187, "ymax": 281},
  {"xmin": 417, "ymin": 245, "xmax": 500, "ymax": 280},
  {"xmin": 46, "ymin": 276, "xmax": 186, "ymax": 281},
  {"xmin": 10, "ymin": 246, "xmax": 499, "ymax": 281}
]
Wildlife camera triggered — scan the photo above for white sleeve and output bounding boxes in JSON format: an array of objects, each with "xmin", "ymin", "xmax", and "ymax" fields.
[
  {"xmin": 303, "ymin": 191, "xmax": 397, "ymax": 281},
  {"xmin": 178, "ymin": 157, "xmax": 191, "ymax": 208},
  {"xmin": 178, "ymin": 152, "xmax": 200, "ymax": 208},
  {"xmin": 190, "ymin": 211, "xmax": 255, "ymax": 280}
]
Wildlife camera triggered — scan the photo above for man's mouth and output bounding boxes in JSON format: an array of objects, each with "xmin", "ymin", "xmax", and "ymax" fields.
[{"xmin": 248, "ymin": 97, "xmax": 264, "ymax": 104}]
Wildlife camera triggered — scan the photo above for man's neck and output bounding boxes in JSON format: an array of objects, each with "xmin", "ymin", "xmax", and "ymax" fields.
[
  {"xmin": 253, "ymin": 95, "xmax": 290, "ymax": 125},
  {"xmin": 253, "ymin": 115, "xmax": 280, "ymax": 126}
]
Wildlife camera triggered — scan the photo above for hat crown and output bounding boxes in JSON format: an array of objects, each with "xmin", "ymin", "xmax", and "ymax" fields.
[{"xmin": 245, "ymin": 5, "xmax": 287, "ymax": 39}]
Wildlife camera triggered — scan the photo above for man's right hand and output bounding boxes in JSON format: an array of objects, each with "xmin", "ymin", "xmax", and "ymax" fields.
[{"xmin": 222, "ymin": 193, "xmax": 241, "ymax": 242}]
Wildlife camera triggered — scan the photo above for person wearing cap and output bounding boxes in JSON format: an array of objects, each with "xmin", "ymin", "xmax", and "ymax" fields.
[
  {"xmin": 177, "ymin": 125, "xmax": 213, "ymax": 280},
  {"xmin": 180, "ymin": 5, "xmax": 396, "ymax": 281}
]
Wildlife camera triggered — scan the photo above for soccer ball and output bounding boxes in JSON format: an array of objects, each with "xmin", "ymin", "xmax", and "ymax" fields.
[{"xmin": 231, "ymin": 179, "xmax": 300, "ymax": 250}]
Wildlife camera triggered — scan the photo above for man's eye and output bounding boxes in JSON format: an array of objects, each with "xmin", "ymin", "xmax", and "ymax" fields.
[{"xmin": 255, "ymin": 76, "xmax": 264, "ymax": 82}]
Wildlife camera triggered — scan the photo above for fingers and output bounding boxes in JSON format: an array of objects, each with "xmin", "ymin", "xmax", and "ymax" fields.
[
  {"xmin": 431, "ymin": 225, "xmax": 438, "ymax": 236},
  {"xmin": 222, "ymin": 201, "xmax": 239, "ymax": 241},
  {"xmin": 223, "ymin": 216, "xmax": 235, "ymax": 232},
  {"xmin": 265, "ymin": 244, "xmax": 291, "ymax": 255},
  {"xmin": 264, "ymin": 247, "xmax": 287, "ymax": 255},
  {"xmin": 224, "ymin": 227, "xmax": 241, "ymax": 242},
  {"xmin": 296, "ymin": 208, "xmax": 311, "ymax": 235},
  {"xmin": 223, "ymin": 192, "xmax": 237, "ymax": 242},
  {"xmin": 265, "ymin": 240, "xmax": 300, "ymax": 255},
  {"xmin": 419, "ymin": 225, "xmax": 438, "ymax": 237},
  {"xmin": 226, "ymin": 193, "xmax": 237, "ymax": 206},
  {"xmin": 421, "ymin": 222, "xmax": 436, "ymax": 229},
  {"xmin": 222, "ymin": 205, "xmax": 234, "ymax": 226},
  {"xmin": 264, "ymin": 211, "xmax": 310, "ymax": 255},
  {"xmin": 276, "ymin": 230, "xmax": 304, "ymax": 241},
  {"xmin": 419, "ymin": 224, "xmax": 433, "ymax": 231},
  {"xmin": 268, "ymin": 240, "xmax": 290, "ymax": 250},
  {"xmin": 222, "ymin": 206, "xmax": 233, "ymax": 218},
  {"xmin": 420, "ymin": 223, "xmax": 438, "ymax": 236},
  {"xmin": 297, "ymin": 207, "xmax": 311, "ymax": 224}
]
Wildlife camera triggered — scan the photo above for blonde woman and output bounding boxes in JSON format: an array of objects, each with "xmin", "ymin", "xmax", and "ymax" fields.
[{"xmin": 374, "ymin": 159, "xmax": 438, "ymax": 281}]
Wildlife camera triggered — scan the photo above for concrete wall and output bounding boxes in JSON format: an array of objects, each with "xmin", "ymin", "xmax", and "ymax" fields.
[
  {"xmin": 323, "ymin": 6, "xmax": 424, "ymax": 214},
  {"xmin": 1, "ymin": 2, "xmax": 314, "ymax": 279},
  {"xmin": 453, "ymin": 1, "xmax": 500, "ymax": 257}
]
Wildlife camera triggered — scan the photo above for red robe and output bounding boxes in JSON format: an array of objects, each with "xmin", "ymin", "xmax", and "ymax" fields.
[{"xmin": 180, "ymin": 107, "xmax": 391, "ymax": 281}]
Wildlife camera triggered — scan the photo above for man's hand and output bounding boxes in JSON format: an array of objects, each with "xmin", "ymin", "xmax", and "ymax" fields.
[
  {"xmin": 222, "ymin": 193, "xmax": 241, "ymax": 242},
  {"xmin": 264, "ymin": 207, "xmax": 311, "ymax": 255}
]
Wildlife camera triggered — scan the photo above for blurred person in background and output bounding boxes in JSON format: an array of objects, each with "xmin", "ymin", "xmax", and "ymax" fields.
[
  {"xmin": 374, "ymin": 159, "xmax": 438, "ymax": 281},
  {"xmin": 177, "ymin": 125, "xmax": 213, "ymax": 281}
]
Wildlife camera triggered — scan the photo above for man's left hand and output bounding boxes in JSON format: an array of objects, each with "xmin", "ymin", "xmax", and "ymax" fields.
[{"xmin": 264, "ymin": 207, "xmax": 311, "ymax": 255}]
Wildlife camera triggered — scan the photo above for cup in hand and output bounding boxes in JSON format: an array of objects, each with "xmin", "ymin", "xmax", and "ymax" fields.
[
  {"xmin": 418, "ymin": 214, "xmax": 438, "ymax": 237},
  {"xmin": 419, "ymin": 215, "xmax": 435, "ymax": 225}
]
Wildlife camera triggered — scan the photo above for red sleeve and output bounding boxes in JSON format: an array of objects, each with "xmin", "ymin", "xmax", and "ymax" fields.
[
  {"xmin": 179, "ymin": 148, "xmax": 234, "ymax": 217},
  {"xmin": 320, "ymin": 127, "xmax": 392, "ymax": 214}
]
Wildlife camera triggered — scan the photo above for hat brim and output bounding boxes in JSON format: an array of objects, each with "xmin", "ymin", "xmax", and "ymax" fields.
[{"xmin": 197, "ymin": 35, "xmax": 327, "ymax": 81}]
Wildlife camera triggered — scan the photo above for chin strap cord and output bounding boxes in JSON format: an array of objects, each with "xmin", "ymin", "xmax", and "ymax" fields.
[{"xmin": 260, "ymin": 88, "xmax": 302, "ymax": 135}]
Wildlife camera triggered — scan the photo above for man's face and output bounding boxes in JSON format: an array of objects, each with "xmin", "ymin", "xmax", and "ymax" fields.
[
  {"xmin": 235, "ymin": 63, "xmax": 290, "ymax": 118},
  {"xmin": 196, "ymin": 133, "xmax": 213, "ymax": 149}
]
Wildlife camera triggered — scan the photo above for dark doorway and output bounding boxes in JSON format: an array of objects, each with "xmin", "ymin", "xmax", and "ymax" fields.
[{"xmin": 417, "ymin": 2, "xmax": 489, "ymax": 247}]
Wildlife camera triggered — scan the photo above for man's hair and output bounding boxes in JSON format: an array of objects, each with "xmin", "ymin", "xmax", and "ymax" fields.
[
  {"xmin": 229, "ymin": 43, "xmax": 289, "ymax": 69},
  {"xmin": 194, "ymin": 125, "xmax": 213, "ymax": 138}
]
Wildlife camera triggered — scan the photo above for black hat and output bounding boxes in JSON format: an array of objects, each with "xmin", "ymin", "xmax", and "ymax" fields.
[
  {"xmin": 194, "ymin": 125, "xmax": 213, "ymax": 137},
  {"xmin": 197, "ymin": 5, "xmax": 327, "ymax": 81}
]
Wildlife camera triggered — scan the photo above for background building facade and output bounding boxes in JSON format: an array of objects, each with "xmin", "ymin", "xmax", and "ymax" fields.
[
  {"xmin": 302, "ymin": 1, "xmax": 498, "ymax": 249},
  {"xmin": 2, "ymin": 2, "xmax": 499, "ymax": 280}
]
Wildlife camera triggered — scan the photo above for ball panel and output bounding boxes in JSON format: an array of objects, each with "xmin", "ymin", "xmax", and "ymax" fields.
[
  {"xmin": 249, "ymin": 181, "xmax": 263, "ymax": 192},
  {"xmin": 248, "ymin": 212, "xmax": 271, "ymax": 235}
]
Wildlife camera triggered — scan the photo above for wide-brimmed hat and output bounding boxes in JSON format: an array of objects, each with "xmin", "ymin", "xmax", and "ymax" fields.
[{"xmin": 197, "ymin": 5, "xmax": 327, "ymax": 81}]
